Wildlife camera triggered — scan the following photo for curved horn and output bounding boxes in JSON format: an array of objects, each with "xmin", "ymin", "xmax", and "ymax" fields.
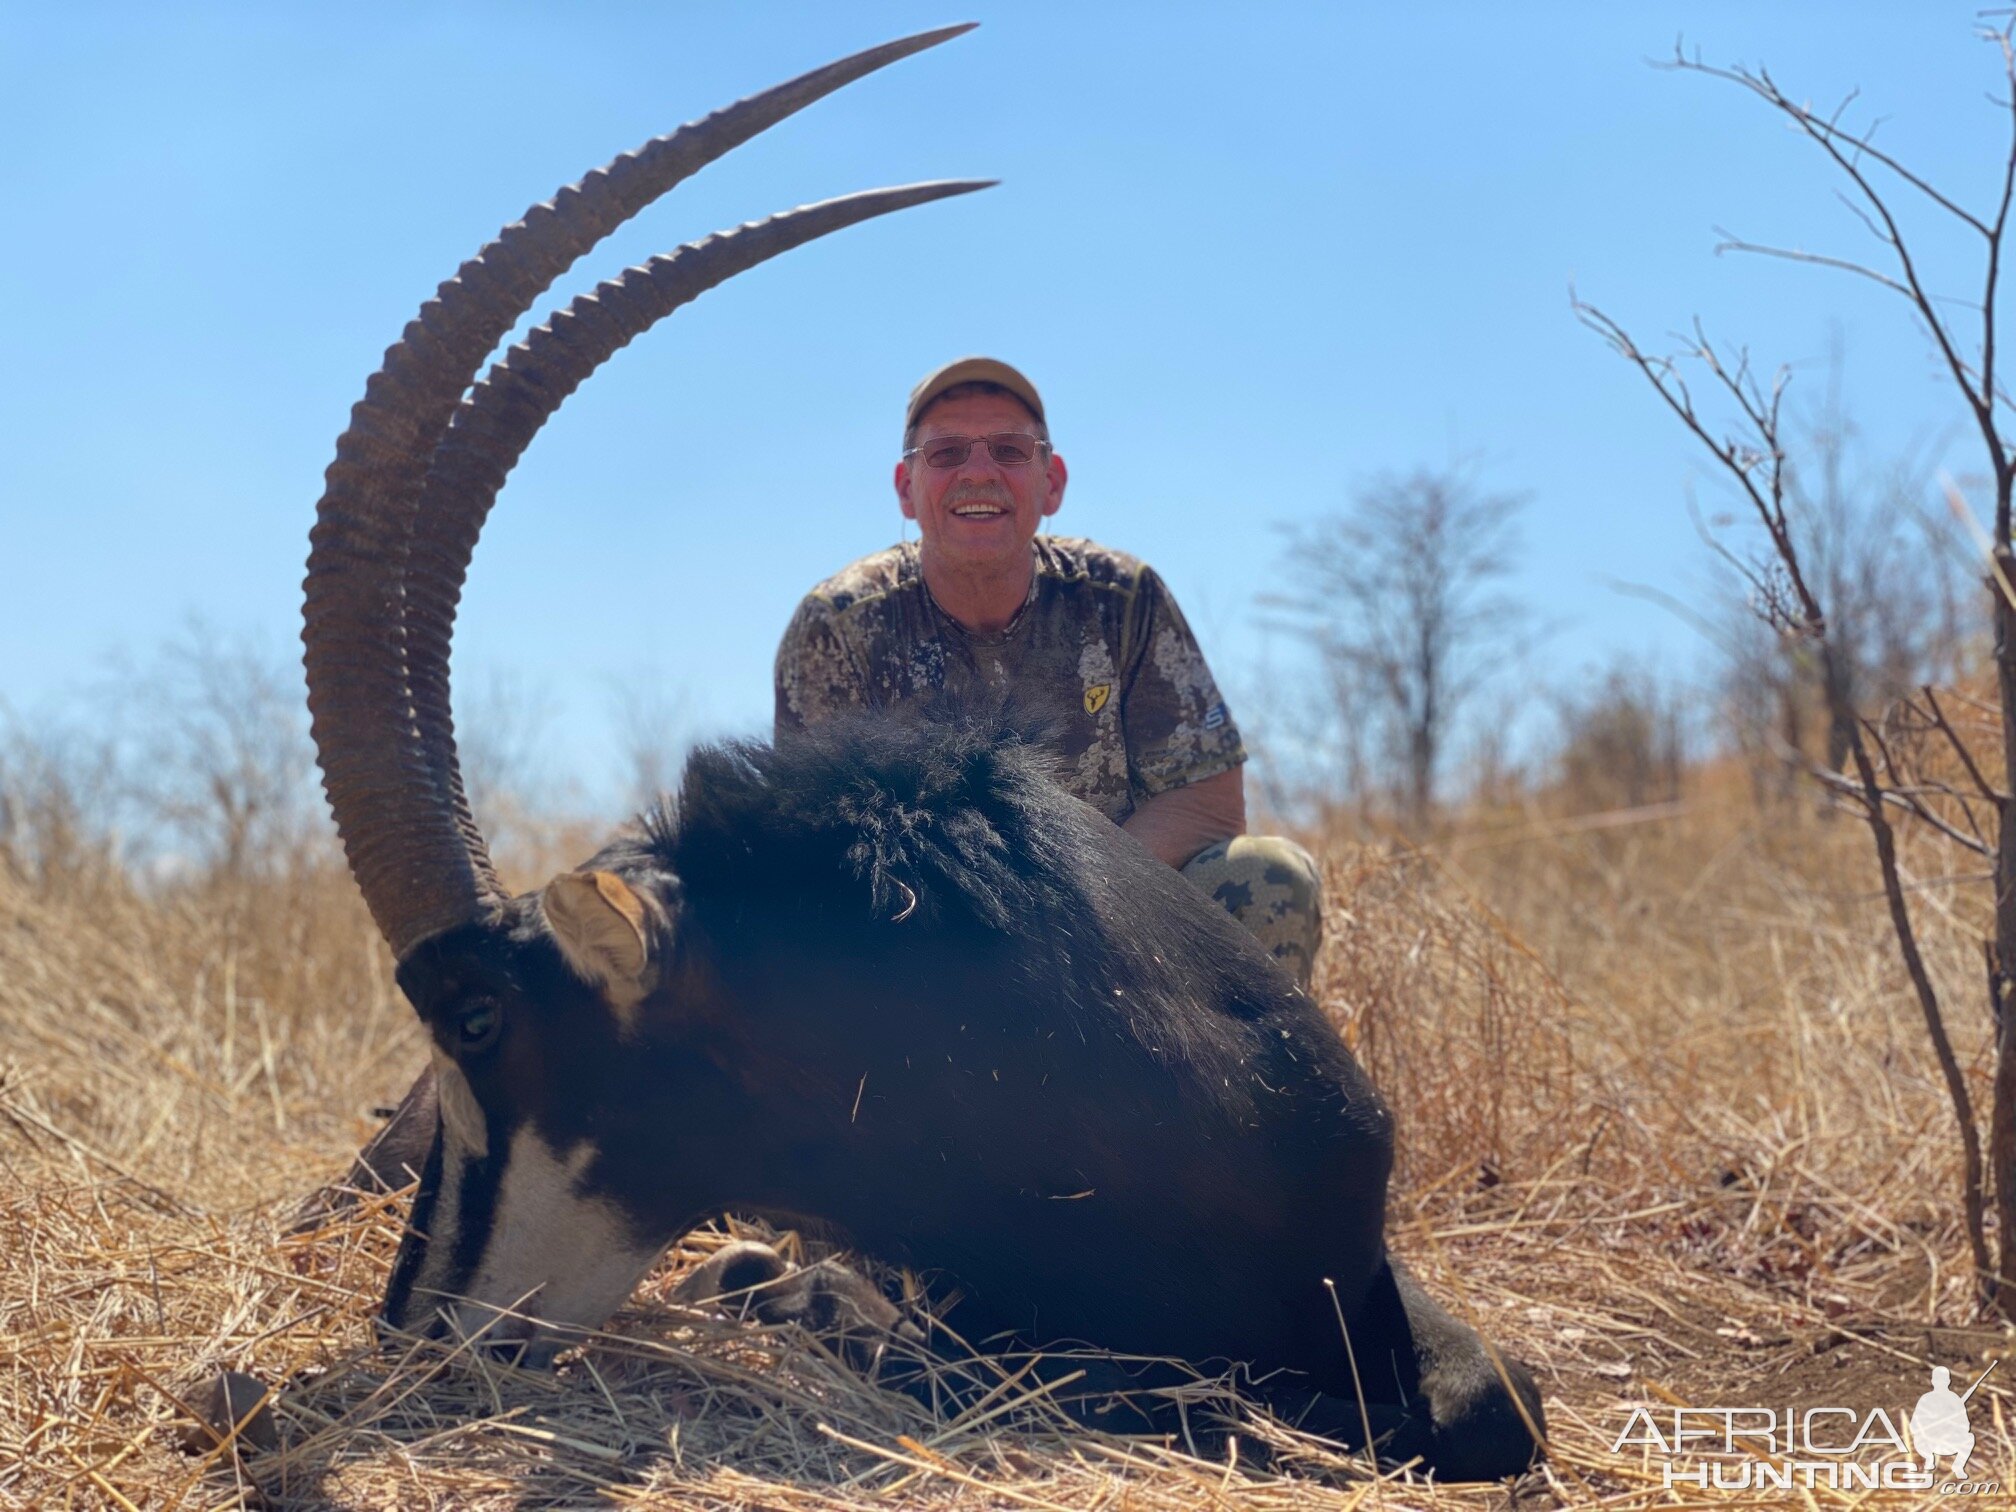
[
  {"xmin": 404, "ymin": 182, "xmax": 995, "ymax": 870},
  {"xmin": 302, "ymin": 26, "xmax": 978, "ymax": 958}
]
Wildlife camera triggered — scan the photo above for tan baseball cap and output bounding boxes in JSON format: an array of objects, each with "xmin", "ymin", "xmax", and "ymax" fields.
[{"xmin": 904, "ymin": 356, "xmax": 1046, "ymax": 439}]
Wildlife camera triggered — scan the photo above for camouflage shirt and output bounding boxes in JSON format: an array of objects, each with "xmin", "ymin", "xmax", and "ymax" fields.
[{"xmin": 773, "ymin": 537, "xmax": 1245, "ymax": 823}]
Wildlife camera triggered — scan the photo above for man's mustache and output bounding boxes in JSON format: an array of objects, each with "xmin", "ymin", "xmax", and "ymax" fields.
[{"xmin": 944, "ymin": 483, "xmax": 1013, "ymax": 509}]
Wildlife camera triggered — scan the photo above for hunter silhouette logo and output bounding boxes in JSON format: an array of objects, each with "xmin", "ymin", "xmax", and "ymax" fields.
[
  {"xmin": 1083, "ymin": 683, "xmax": 1111, "ymax": 715},
  {"xmin": 1912, "ymin": 1364, "xmax": 1993, "ymax": 1478},
  {"xmin": 1611, "ymin": 1359, "xmax": 2003, "ymax": 1494}
]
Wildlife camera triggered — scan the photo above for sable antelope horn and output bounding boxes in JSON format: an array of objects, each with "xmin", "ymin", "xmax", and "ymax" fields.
[
  {"xmin": 401, "ymin": 183, "xmax": 990, "ymax": 897},
  {"xmin": 302, "ymin": 26, "xmax": 986, "ymax": 959}
]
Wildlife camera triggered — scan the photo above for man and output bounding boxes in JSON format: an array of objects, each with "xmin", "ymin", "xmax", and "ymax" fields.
[{"xmin": 775, "ymin": 357, "xmax": 1323, "ymax": 991}]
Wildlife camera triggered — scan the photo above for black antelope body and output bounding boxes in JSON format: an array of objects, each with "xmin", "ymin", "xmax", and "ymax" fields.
[{"xmin": 300, "ymin": 27, "xmax": 1546, "ymax": 1481}]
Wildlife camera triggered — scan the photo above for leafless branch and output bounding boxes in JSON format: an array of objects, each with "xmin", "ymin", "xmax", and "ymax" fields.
[
  {"xmin": 1663, "ymin": 46, "xmax": 1993, "ymax": 234},
  {"xmin": 1711, "ymin": 231, "xmax": 1912, "ymax": 300},
  {"xmin": 1860, "ymin": 714, "xmax": 1993, "ymax": 851},
  {"xmin": 1666, "ymin": 34, "xmax": 2016, "ymax": 520},
  {"xmin": 1924, "ymin": 685, "xmax": 2007, "ymax": 804},
  {"xmin": 1804, "ymin": 764, "xmax": 1996, "ymax": 857}
]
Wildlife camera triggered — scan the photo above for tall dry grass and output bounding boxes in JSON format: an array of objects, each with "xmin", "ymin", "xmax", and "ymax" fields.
[{"xmin": 2, "ymin": 714, "xmax": 2014, "ymax": 1507}]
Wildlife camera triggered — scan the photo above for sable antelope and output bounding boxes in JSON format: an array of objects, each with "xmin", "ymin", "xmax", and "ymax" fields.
[{"xmin": 300, "ymin": 26, "xmax": 1546, "ymax": 1481}]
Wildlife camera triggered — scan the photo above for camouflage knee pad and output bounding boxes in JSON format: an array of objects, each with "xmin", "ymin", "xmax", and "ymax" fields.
[{"xmin": 1180, "ymin": 835, "xmax": 1323, "ymax": 993}]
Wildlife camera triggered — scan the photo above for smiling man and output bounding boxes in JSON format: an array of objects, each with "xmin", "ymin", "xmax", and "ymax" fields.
[{"xmin": 774, "ymin": 357, "xmax": 1323, "ymax": 991}]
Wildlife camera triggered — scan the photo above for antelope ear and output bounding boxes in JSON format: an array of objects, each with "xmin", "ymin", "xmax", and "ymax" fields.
[{"xmin": 542, "ymin": 870, "xmax": 652, "ymax": 1002}]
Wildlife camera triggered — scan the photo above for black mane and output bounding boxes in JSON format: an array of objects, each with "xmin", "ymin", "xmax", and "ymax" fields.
[
  {"xmin": 655, "ymin": 709, "xmax": 1089, "ymax": 936},
  {"xmin": 597, "ymin": 709, "xmax": 1295, "ymax": 1104}
]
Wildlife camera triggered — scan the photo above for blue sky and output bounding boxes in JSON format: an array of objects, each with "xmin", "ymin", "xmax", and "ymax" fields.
[{"xmin": 2, "ymin": 2, "xmax": 2007, "ymax": 810}]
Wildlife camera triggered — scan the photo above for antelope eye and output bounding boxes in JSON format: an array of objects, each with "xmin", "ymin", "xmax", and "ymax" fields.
[{"xmin": 454, "ymin": 1000, "xmax": 502, "ymax": 1053}]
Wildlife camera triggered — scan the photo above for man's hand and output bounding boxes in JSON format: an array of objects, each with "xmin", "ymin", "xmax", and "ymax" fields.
[{"xmin": 1121, "ymin": 766, "xmax": 1246, "ymax": 869}]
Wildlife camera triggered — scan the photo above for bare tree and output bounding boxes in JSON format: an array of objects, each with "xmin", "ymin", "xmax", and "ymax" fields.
[
  {"xmin": 1552, "ymin": 657, "xmax": 1689, "ymax": 813},
  {"xmin": 0, "ymin": 707, "xmax": 126, "ymax": 888},
  {"xmin": 1714, "ymin": 339, "xmax": 1966, "ymax": 777},
  {"xmin": 108, "ymin": 622, "xmax": 321, "ymax": 881},
  {"xmin": 1577, "ymin": 20, "xmax": 2016, "ymax": 1314},
  {"xmin": 1268, "ymin": 464, "xmax": 1532, "ymax": 832}
]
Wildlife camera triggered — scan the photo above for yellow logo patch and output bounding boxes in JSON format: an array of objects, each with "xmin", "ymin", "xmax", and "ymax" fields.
[{"xmin": 1083, "ymin": 683, "xmax": 1111, "ymax": 715}]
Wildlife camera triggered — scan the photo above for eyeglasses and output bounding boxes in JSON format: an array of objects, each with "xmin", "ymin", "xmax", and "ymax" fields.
[{"xmin": 902, "ymin": 432, "xmax": 1048, "ymax": 469}]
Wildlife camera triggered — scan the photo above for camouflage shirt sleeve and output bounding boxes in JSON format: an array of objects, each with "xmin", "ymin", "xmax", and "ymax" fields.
[
  {"xmin": 774, "ymin": 594, "xmax": 867, "ymax": 738},
  {"xmin": 1119, "ymin": 568, "xmax": 1246, "ymax": 798}
]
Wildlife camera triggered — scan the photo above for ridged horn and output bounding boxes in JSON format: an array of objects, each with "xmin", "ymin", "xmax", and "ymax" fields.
[
  {"xmin": 404, "ymin": 182, "xmax": 995, "ymax": 870},
  {"xmin": 302, "ymin": 26, "xmax": 978, "ymax": 959}
]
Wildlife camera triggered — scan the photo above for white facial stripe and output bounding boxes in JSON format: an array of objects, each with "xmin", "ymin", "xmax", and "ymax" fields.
[
  {"xmin": 404, "ymin": 1131, "xmax": 470, "ymax": 1324},
  {"xmin": 454, "ymin": 1127, "xmax": 663, "ymax": 1336},
  {"xmin": 431, "ymin": 1049, "xmax": 489, "ymax": 1159}
]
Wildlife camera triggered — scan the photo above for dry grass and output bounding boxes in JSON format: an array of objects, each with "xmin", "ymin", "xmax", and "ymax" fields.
[{"xmin": 4, "ymin": 760, "xmax": 2015, "ymax": 1508}]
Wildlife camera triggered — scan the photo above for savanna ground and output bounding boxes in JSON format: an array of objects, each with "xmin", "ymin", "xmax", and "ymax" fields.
[{"xmin": 4, "ymin": 733, "xmax": 2015, "ymax": 1510}]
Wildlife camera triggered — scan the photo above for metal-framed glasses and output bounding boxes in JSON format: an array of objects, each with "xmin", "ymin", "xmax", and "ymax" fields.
[{"xmin": 903, "ymin": 432, "xmax": 1048, "ymax": 469}]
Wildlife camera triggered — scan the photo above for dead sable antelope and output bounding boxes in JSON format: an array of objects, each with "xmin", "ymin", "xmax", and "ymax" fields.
[{"xmin": 299, "ymin": 25, "xmax": 1546, "ymax": 1482}]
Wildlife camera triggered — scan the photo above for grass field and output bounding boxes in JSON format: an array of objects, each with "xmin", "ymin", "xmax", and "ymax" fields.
[{"xmin": 3, "ymin": 749, "xmax": 2013, "ymax": 1508}]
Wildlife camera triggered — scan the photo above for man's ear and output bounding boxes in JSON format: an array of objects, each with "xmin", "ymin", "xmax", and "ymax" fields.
[
  {"xmin": 1041, "ymin": 450, "xmax": 1067, "ymax": 518},
  {"xmin": 542, "ymin": 870, "xmax": 652, "ymax": 1005},
  {"xmin": 894, "ymin": 458, "xmax": 918, "ymax": 519}
]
